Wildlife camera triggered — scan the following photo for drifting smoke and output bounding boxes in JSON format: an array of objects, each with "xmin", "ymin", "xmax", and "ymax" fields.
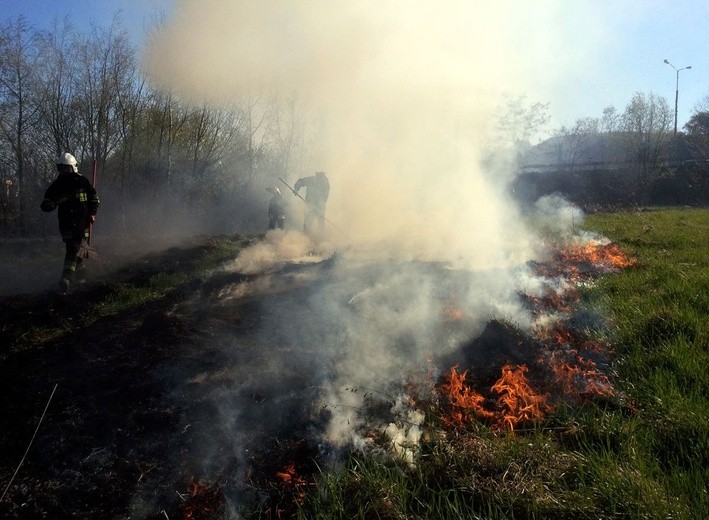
[
  {"xmin": 144, "ymin": 0, "xmax": 594, "ymax": 266},
  {"xmin": 143, "ymin": 0, "xmax": 603, "ymax": 480},
  {"xmin": 533, "ymin": 194, "xmax": 585, "ymax": 236}
]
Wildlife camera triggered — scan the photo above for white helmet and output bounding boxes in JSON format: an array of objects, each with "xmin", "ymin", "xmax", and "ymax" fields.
[
  {"xmin": 56, "ymin": 152, "xmax": 78, "ymax": 173},
  {"xmin": 266, "ymin": 186, "xmax": 281, "ymax": 196}
]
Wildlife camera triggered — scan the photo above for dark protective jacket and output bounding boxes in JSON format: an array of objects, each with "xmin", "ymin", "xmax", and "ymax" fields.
[
  {"xmin": 268, "ymin": 193, "xmax": 286, "ymax": 220},
  {"xmin": 41, "ymin": 172, "xmax": 99, "ymax": 239},
  {"xmin": 294, "ymin": 174, "xmax": 330, "ymax": 209},
  {"xmin": 268, "ymin": 192, "xmax": 287, "ymax": 229}
]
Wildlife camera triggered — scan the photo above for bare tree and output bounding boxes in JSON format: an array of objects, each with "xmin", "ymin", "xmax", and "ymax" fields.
[
  {"xmin": 0, "ymin": 17, "xmax": 42, "ymax": 225},
  {"xmin": 183, "ymin": 103, "xmax": 250, "ymax": 203},
  {"xmin": 33, "ymin": 18, "xmax": 79, "ymax": 160},
  {"xmin": 112, "ymin": 66, "xmax": 148, "ymax": 227},
  {"xmin": 692, "ymin": 92, "xmax": 709, "ymax": 113},
  {"xmin": 620, "ymin": 91, "xmax": 672, "ymax": 200},
  {"xmin": 600, "ymin": 105, "xmax": 621, "ymax": 133},
  {"xmin": 496, "ymin": 94, "xmax": 550, "ymax": 152},
  {"xmin": 550, "ymin": 117, "xmax": 600, "ymax": 172},
  {"xmin": 0, "ymin": 13, "xmax": 313, "ymax": 236},
  {"xmin": 72, "ymin": 17, "xmax": 134, "ymax": 171},
  {"xmin": 266, "ymin": 93, "xmax": 306, "ymax": 181}
]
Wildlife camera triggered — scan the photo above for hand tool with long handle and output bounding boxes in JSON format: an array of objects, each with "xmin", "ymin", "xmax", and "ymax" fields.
[
  {"xmin": 279, "ymin": 177, "xmax": 344, "ymax": 234},
  {"xmin": 79, "ymin": 160, "xmax": 99, "ymax": 259}
]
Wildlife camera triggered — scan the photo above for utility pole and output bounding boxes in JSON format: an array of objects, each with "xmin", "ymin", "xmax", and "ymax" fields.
[{"xmin": 663, "ymin": 59, "xmax": 692, "ymax": 135}]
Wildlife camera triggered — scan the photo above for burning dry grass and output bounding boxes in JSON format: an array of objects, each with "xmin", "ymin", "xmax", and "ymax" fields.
[
  {"xmin": 534, "ymin": 239, "xmax": 637, "ymax": 282},
  {"xmin": 561, "ymin": 242, "xmax": 636, "ymax": 269},
  {"xmin": 491, "ymin": 364, "xmax": 554, "ymax": 431},
  {"xmin": 287, "ymin": 233, "xmax": 635, "ymax": 513},
  {"xmin": 187, "ymin": 232, "xmax": 640, "ymax": 517},
  {"xmin": 181, "ymin": 479, "xmax": 226, "ymax": 520},
  {"xmin": 438, "ymin": 364, "xmax": 553, "ymax": 432},
  {"xmin": 274, "ymin": 462, "xmax": 314, "ymax": 509},
  {"xmin": 188, "ymin": 211, "xmax": 703, "ymax": 518},
  {"xmin": 544, "ymin": 349, "xmax": 615, "ymax": 398},
  {"xmin": 439, "ymin": 366, "xmax": 494, "ymax": 426},
  {"xmin": 431, "ymin": 237, "xmax": 632, "ymax": 435},
  {"xmin": 4, "ymin": 210, "xmax": 705, "ymax": 519}
]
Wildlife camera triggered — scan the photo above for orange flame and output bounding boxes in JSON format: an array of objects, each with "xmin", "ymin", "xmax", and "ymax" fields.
[
  {"xmin": 440, "ymin": 365, "xmax": 555, "ymax": 432},
  {"xmin": 535, "ymin": 322, "xmax": 608, "ymax": 355},
  {"xmin": 182, "ymin": 478, "xmax": 223, "ymax": 520},
  {"xmin": 548, "ymin": 351, "xmax": 614, "ymax": 398},
  {"xmin": 440, "ymin": 366, "xmax": 494, "ymax": 426},
  {"xmin": 490, "ymin": 364, "xmax": 554, "ymax": 431},
  {"xmin": 276, "ymin": 462, "xmax": 297, "ymax": 483},
  {"xmin": 275, "ymin": 462, "xmax": 312, "ymax": 506},
  {"xmin": 536, "ymin": 324, "xmax": 576, "ymax": 346},
  {"xmin": 560, "ymin": 242, "xmax": 636, "ymax": 270}
]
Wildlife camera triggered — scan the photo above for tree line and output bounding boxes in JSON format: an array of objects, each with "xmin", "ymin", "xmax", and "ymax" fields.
[
  {"xmin": 2, "ymin": 15, "xmax": 707, "ymax": 237},
  {"xmin": 0, "ymin": 16, "xmax": 308, "ymax": 237},
  {"xmin": 502, "ymin": 92, "xmax": 709, "ymax": 207}
]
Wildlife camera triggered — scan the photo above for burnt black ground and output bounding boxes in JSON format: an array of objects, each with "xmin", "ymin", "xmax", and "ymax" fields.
[
  {"xmin": 0, "ymin": 236, "xmax": 596, "ymax": 519},
  {"xmin": 0, "ymin": 236, "xmax": 316, "ymax": 519}
]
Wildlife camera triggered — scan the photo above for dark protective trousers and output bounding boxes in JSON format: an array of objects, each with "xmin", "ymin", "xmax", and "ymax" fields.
[{"xmin": 62, "ymin": 235, "xmax": 84, "ymax": 280}]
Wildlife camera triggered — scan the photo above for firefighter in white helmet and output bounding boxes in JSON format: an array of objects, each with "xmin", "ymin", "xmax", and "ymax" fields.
[
  {"xmin": 266, "ymin": 186, "xmax": 286, "ymax": 230},
  {"xmin": 41, "ymin": 153, "xmax": 99, "ymax": 293}
]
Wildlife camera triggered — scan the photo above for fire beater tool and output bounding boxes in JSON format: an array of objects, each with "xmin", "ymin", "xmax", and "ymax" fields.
[
  {"xmin": 279, "ymin": 177, "xmax": 343, "ymax": 234},
  {"xmin": 79, "ymin": 160, "xmax": 99, "ymax": 259}
]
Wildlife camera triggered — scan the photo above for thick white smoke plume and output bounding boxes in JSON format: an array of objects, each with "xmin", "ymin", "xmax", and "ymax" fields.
[
  {"xmin": 144, "ymin": 0, "xmax": 593, "ymax": 266},
  {"xmin": 144, "ymin": 0, "xmax": 593, "ymax": 464}
]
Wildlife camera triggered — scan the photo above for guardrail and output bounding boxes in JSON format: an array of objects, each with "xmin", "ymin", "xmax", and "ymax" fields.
[{"xmin": 518, "ymin": 158, "xmax": 709, "ymax": 174}]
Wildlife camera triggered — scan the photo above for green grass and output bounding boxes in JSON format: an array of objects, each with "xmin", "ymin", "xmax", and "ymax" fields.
[
  {"xmin": 582, "ymin": 208, "xmax": 709, "ymax": 517},
  {"xmin": 8, "ymin": 211, "xmax": 707, "ymax": 517},
  {"xmin": 83, "ymin": 235, "xmax": 257, "ymax": 324},
  {"xmin": 92, "ymin": 272, "xmax": 189, "ymax": 317},
  {"xmin": 7, "ymin": 235, "xmax": 257, "ymax": 350},
  {"xmin": 296, "ymin": 208, "xmax": 709, "ymax": 520}
]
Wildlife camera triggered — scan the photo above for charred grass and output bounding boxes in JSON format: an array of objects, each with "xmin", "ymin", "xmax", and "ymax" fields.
[
  {"xmin": 297, "ymin": 207, "xmax": 709, "ymax": 520},
  {"xmin": 1, "ymin": 210, "xmax": 707, "ymax": 519},
  {"xmin": 0, "ymin": 235, "xmax": 257, "ymax": 518},
  {"xmin": 0, "ymin": 235, "xmax": 256, "ymax": 356}
]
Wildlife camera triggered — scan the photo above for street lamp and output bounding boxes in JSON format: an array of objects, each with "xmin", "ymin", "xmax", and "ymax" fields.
[{"xmin": 663, "ymin": 59, "xmax": 692, "ymax": 135}]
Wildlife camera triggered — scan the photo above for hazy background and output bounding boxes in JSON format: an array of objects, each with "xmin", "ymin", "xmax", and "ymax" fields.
[
  {"xmin": 144, "ymin": 0, "xmax": 569, "ymax": 265},
  {"xmin": 137, "ymin": 1, "xmax": 601, "ymax": 458},
  {"xmin": 4, "ymin": 0, "xmax": 706, "ymax": 129}
]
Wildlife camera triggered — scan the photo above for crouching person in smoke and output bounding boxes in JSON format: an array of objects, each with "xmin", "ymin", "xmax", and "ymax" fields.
[
  {"xmin": 293, "ymin": 171, "xmax": 329, "ymax": 236},
  {"xmin": 41, "ymin": 153, "xmax": 100, "ymax": 293},
  {"xmin": 266, "ymin": 186, "xmax": 286, "ymax": 230}
]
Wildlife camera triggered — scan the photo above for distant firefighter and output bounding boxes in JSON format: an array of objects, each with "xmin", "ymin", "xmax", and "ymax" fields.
[
  {"xmin": 41, "ymin": 153, "xmax": 99, "ymax": 293},
  {"xmin": 293, "ymin": 171, "xmax": 329, "ymax": 235},
  {"xmin": 266, "ymin": 186, "xmax": 286, "ymax": 230}
]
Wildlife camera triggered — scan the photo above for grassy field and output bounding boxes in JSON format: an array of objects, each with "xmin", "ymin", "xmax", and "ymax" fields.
[
  {"xmin": 296, "ymin": 208, "xmax": 709, "ymax": 520},
  {"xmin": 1, "ymin": 210, "xmax": 706, "ymax": 518}
]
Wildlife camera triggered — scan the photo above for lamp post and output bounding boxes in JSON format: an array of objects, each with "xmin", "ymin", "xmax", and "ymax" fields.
[{"xmin": 663, "ymin": 59, "xmax": 692, "ymax": 135}]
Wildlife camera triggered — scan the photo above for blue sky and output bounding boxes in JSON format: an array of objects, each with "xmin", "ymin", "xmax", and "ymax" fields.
[
  {"xmin": 2, "ymin": 0, "xmax": 707, "ymax": 132},
  {"xmin": 0, "ymin": 0, "xmax": 172, "ymax": 44}
]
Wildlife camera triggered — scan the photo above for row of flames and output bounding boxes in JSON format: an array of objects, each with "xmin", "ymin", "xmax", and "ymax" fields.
[
  {"xmin": 260, "ymin": 239, "xmax": 635, "ymax": 514},
  {"xmin": 438, "ymin": 240, "xmax": 634, "ymax": 432},
  {"xmin": 440, "ymin": 364, "xmax": 554, "ymax": 431}
]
